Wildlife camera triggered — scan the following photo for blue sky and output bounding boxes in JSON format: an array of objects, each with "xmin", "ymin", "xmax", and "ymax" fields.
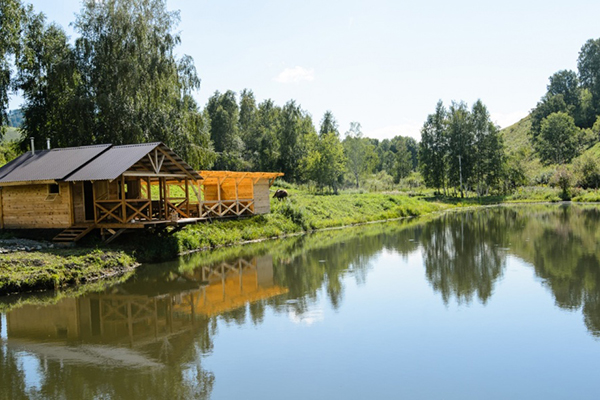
[{"xmin": 11, "ymin": 0, "xmax": 600, "ymax": 140}]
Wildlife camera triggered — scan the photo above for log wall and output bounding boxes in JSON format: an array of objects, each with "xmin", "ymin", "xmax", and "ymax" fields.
[{"xmin": 1, "ymin": 183, "xmax": 72, "ymax": 229}]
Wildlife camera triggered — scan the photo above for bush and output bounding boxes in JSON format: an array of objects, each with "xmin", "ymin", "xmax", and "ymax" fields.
[
  {"xmin": 276, "ymin": 201, "xmax": 312, "ymax": 230},
  {"xmin": 550, "ymin": 166, "xmax": 574, "ymax": 200},
  {"xmin": 574, "ymin": 155, "xmax": 600, "ymax": 189}
]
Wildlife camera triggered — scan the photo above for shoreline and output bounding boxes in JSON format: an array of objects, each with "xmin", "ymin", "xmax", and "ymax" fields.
[{"xmin": 2, "ymin": 192, "xmax": 599, "ymax": 297}]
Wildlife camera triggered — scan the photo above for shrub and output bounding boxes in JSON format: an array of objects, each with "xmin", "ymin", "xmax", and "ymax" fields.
[{"xmin": 550, "ymin": 166, "xmax": 574, "ymax": 200}]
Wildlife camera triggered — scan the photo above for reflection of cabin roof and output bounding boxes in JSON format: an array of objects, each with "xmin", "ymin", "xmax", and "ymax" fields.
[
  {"xmin": 7, "ymin": 339, "xmax": 163, "ymax": 369},
  {"xmin": 198, "ymin": 170, "xmax": 283, "ymax": 185},
  {"xmin": 0, "ymin": 142, "xmax": 201, "ymax": 185},
  {"xmin": 173, "ymin": 273, "xmax": 288, "ymax": 317}
]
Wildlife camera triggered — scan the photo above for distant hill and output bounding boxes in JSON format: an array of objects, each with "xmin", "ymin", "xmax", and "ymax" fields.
[
  {"xmin": 500, "ymin": 115, "xmax": 532, "ymax": 155},
  {"xmin": 500, "ymin": 114, "xmax": 600, "ymax": 184},
  {"xmin": 2, "ymin": 127, "xmax": 22, "ymax": 143},
  {"xmin": 7, "ymin": 109, "xmax": 23, "ymax": 128}
]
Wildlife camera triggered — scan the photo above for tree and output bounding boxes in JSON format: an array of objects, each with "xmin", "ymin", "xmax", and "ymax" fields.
[
  {"xmin": 537, "ymin": 112, "xmax": 579, "ymax": 164},
  {"xmin": 10, "ymin": 0, "xmax": 209, "ymax": 164},
  {"xmin": 578, "ymin": 38, "xmax": 600, "ymax": 113},
  {"xmin": 306, "ymin": 131, "xmax": 346, "ymax": 193},
  {"xmin": 206, "ymin": 90, "xmax": 244, "ymax": 170},
  {"xmin": 471, "ymin": 100, "xmax": 504, "ymax": 195},
  {"xmin": 73, "ymin": 0, "xmax": 202, "ymax": 146},
  {"xmin": 277, "ymin": 100, "xmax": 316, "ymax": 182},
  {"xmin": 419, "ymin": 101, "xmax": 448, "ymax": 194},
  {"xmin": 319, "ymin": 110, "xmax": 339, "ymax": 137},
  {"xmin": 255, "ymin": 99, "xmax": 281, "ymax": 171},
  {"xmin": 343, "ymin": 122, "xmax": 378, "ymax": 188},
  {"xmin": 392, "ymin": 138, "xmax": 412, "ymax": 182},
  {"xmin": 238, "ymin": 89, "xmax": 259, "ymax": 167},
  {"xmin": 447, "ymin": 101, "xmax": 474, "ymax": 197},
  {"xmin": 0, "ymin": 0, "xmax": 26, "ymax": 131},
  {"xmin": 547, "ymin": 70, "xmax": 580, "ymax": 109}
]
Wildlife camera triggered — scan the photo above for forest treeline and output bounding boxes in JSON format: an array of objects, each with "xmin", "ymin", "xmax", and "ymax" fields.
[
  {"xmin": 2, "ymin": 0, "xmax": 600, "ymax": 197},
  {"xmin": 0, "ymin": 0, "xmax": 418, "ymax": 192}
]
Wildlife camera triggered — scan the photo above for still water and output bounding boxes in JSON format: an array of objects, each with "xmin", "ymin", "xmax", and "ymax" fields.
[{"xmin": 2, "ymin": 204, "xmax": 600, "ymax": 399}]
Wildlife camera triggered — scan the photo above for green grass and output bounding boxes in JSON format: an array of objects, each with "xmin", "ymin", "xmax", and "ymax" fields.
[
  {"xmin": 174, "ymin": 191, "xmax": 449, "ymax": 254},
  {"xmin": 0, "ymin": 249, "xmax": 136, "ymax": 295},
  {"xmin": 501, "ymin": 115, "xmax": 532, "ymax": 155}
]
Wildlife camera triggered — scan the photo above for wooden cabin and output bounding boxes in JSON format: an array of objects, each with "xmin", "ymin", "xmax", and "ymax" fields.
[{"xmin": 0, "ymin": 143, "xmax": 283, "ymax": 242}]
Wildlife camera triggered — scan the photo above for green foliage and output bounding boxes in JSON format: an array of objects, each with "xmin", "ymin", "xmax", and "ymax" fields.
[
  {"xmin": 343, "ymin": 122, "xmax": 378, "ymax": 188},
  {"xmin": 305, "ymin": 130, "xmax": 346, "ymax": 193},
  {"xmin": 537, "ymin": 112, "xmax": 580, "ymax": 164},
  {"xmin": 578, "ymin": 38, "xmax": 600, "ymax": 115},
  {"xmin": 319, "ymin": 110, "xmax": 339, "ymax": 137},
  {"xmin": 0, "ymin": 140, "xmax": 20, "ymax": 166},
  {"xmin": 419, "ymin": 100, "xmax": 448, "ymax": 192},
  {"xmin": 573, "ymin": 154, "xmax": 600, "ymax": 189},
  {"xmin": 206, "ymin": 90, "xmax": 244, "ymax": 169},
  {"xmin": 419, "ymin": 99, "xmax": 505, "ymax": 196},
  {"xmin": 550, "ymin": 166, "xmax": 574, "ymax": 200},
  {"xmin": 8, "ymin": 0, "xmax": 212, "ymax": 167},
  {"xmin": 0, "ymin": 0, "xmax": 26, "ymax": 130}
]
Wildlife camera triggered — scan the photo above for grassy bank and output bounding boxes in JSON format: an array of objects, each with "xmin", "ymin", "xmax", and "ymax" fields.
[
  {"xmin": 0, "ymin": 249, "xmax": 136, "ymax": 296},
  {"xmin": 172, "ymin": 191, "xmax": 449, "ymax": 256}
]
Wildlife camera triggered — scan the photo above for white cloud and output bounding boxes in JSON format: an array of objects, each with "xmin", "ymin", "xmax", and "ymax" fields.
[
  {"xmin": 490, "ymin": 111, "xmax": 529, "ymax": 129},
  {"xmin": 365, "ymin": 122, "xmax": 423, "ymax": 141},
  {"xmin": 288, "ymin": 309, "xmax": 324, "ymax": 326},
  {"xmin": 274, "ymin": 66, "xmax": 315, "ymax": 84}
]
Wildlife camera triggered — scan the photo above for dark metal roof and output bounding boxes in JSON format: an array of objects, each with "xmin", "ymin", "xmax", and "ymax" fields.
[
  {"xmin": 64, "ymin": 142, "xmax": 201, "ymax": 181},
  {"xmin": 0, "ymin": 142, "xmax": 201, "ymax": 185},
  {"xmin": 65, "ymin": 142, "xmax": 162, "ymax": 181},
  {"xmin": 0, "ymin": 144, "xmax": 111, "ymax": 184}
]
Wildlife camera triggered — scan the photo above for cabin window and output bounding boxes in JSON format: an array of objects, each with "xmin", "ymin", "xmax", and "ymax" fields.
[{"xmin": 48, "ymin": 184, "xmax": 60, "ymax": 194}]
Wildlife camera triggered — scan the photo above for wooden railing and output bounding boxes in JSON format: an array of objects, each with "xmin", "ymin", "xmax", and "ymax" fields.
[
  {"xmin": 200, "ymin": 199, "xmax": 254, "ymax": 218},
  {"xmin": 95, "ymin": 199, "xmax": 152, "ymax": 224}
]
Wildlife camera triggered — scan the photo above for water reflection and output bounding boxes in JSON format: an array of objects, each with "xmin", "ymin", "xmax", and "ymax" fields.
[
  {"xmin": 1, "ymin": 205, "xmax": 600, "ymax": 398},
  {"xmin": 1, "ymin": 255, "xmax": 284, "ymax": 399}
]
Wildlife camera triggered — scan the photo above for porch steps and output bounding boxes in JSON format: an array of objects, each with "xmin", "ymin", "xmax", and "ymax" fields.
[{"xmin": 53, "ymin": 226, "xmax": 95, "ymax": 243}]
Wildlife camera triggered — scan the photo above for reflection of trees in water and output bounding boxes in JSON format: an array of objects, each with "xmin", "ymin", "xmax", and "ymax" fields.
[
  {"xmin": 514, "ymin": 206, "xmax": 600, "ymax": 336},
  {"xmin": 269, "ymin": 225, "xmax": 420, "ymax": 312},
  {"xmin": 420, "ymin": 209, "xmax": 516, "ymax": 304},
  {"xmin": 5, "ymin": 204, "xmax": 600, "ymax": 396}
]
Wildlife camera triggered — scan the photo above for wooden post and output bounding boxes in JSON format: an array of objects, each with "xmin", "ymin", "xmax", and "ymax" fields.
[
  {"xmin": 217, "ymin": 177, "xmax": 222, "ymax": 216},
  {"xmin": 235, "ymin": 178, "xmax": 239, "ymax": 215},
  {"xmin": 120, "ymin": 176, "xmax": 126, "ymax": 223},
  {"xmin": 0, "ymin": 187, "xmax": 3, "ymax": 229},
  {"xmin": 158, "ymin": 177, "xmax": 164, "ymax": 220},
  {"xmin": 147, "ymin": 177, "xmax": 152, "ymax": 220},
  {"xmin": 92, "ymin": 181, "xmax": 98, "ymax": 223},
  {"xmin": 185, "ymin": 178, "xmax": 189, "ymax": 216}
]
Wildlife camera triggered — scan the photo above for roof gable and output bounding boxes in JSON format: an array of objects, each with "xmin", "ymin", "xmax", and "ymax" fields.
[{"xmin": 65, "ymin": 143, "xmax": 201, "ymax": 181}]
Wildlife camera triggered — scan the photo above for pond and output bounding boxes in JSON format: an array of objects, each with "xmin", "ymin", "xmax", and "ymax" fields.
[{"xmin": 1, "ymin": 204, "xmax": 600, "ymax": 399}]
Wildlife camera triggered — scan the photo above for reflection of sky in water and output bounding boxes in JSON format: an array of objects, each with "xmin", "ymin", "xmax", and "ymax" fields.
[
  {"xmin": 18, "ymin": 352, "xmax": 42, "ymax": 392},
  {"xmin": 3, "ymin": 206, "xmax": 600, "ymax": 399},
  {"xmin": 1, "ymin": 314, "xmax": 6, "ymax": 339}
]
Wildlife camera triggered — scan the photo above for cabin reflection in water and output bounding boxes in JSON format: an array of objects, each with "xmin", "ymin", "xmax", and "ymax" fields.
[{"xmin": 6, "ymin": 255, "xmax": 286, "ymax": 354}]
